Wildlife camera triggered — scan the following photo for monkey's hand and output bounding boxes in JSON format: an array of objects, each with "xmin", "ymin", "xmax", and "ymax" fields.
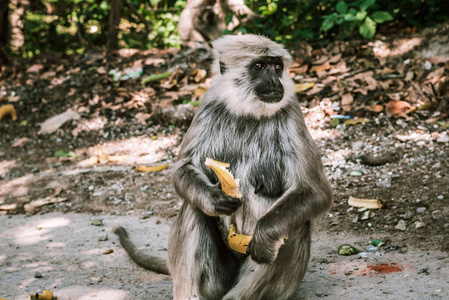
[
  {"xmin": 202, "ymin": 186, "xmax": 242, "ymax": 216},
  {"xmin": 246, "ymin": 223, "xmax": 281, "ymax": 264}
]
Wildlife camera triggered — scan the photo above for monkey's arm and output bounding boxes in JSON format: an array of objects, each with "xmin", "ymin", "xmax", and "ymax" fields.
[
  {"xmin": 173, "ymin": 159, "xmax": 242, "ymax": 216},
  {"xmin": 248, "ymin": 180, "xmax": 332, "ymax": 264}
]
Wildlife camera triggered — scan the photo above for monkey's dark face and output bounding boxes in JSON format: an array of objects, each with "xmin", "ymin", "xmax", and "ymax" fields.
[{"xmin": 248, "ymin": 56, "xmax": 285, "ymax": 103}]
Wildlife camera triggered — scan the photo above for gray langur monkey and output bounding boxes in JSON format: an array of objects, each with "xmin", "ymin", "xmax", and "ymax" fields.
[{"xmin": 114, "ymin": 34, "xmax": 333, "ymax": 300}]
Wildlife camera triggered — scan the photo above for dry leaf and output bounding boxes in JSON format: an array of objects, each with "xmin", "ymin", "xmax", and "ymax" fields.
[
  {"xmin": 341, "ymin": 93, "xmax": 353, "ymax": 112},
  {"xmin": 289, "ymin": 64, "xmax": 308, "ymax": 75},
  {"xmin": 103, "ymin": 249, "xmax": 114, "ymax": 255},
  {"xmin": 310, "ymin": 62, "xmax": 331, "ymax": 73},
  {"xmin": 328, "ymin": 53, "xmax": 342, "ymax": 64},
  {"xmin": 405, "ymin": 71, "xmax": 414, "ymax": 81},
  {"xmin": 295, "ymin": 83, "xmax": 315, "ymax": 93},
  {"xmin": 135, "ymin": 112, "xmax": 152, "ymax": 125},
  {"xmin": 345, "ymin": 118, "xmax": 371, "ymax": 125},
  {"xmin": 381, "ymin": 68, "xmax": 396, "ymax": 76},
  {"xmin": 12, "ymin": 137, "xmax": 32, "ymax": 147},
  {"xmin": 385, "ymin": 100, "xmax": 411, "ymax": 117},
  {"xmin": 312, "ymin": 56, "xmax": 329, "ymax": 65},
  {"xmin": 428, "ymin": 56, "xmax": 449, "ymax": 65},
  {"xmin": 193, "ymin": 69, "xmax": 207, "ymax": 83},
  {"xmin": 365, "ymin": 105, "xmax": 384, "ymax": 112},
  {"xmin": 27, "ymin": 64, "xmax": 44, "ymax": 73}
]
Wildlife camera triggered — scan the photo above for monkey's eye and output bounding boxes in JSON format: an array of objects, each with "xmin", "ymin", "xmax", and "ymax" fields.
[
  {"xmin": 254, "ymin": 63, "xmax": 264, "ymax": 70},
  {"xmin": 274, "ymin": 64, "xmax": 282, "ymax": 71}
]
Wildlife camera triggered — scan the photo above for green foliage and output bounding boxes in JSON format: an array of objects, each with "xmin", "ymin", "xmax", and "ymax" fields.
[
  {"xmin": 320, "ymin": 0, "xmax": 393, "ymax": 39},
  {"xmin": 9, "ymin": 0, "xmax": 449, "ymax": 57}
]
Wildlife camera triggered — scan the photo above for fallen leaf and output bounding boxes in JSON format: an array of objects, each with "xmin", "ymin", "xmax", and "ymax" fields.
[
  {"xmin": 289, "ymin": 64, "xmax": 308, "ymax": 75},
  {"xmin": 310, "ymin": 62, "xmax": 331, "ymax": 73},
  {"xmin": 24, "ymin": 194, "xmax": 67, "ymax": 214},
  {"xmin": 192, "ymin": 69, "xmax": 207, "ymax": 82},
  {"xmin": 135, "ymin": 112, "xmax": 152, "ymax": 125},
  {"xmin": 345, "ymin": 118, "xmax": 371, "ymax": 125},
  {"xmin": 381, "ymin": 67, "xmax": 396, "ymax": 76},
  {"xmin": 103, "ymin": 249, "xmax": 114, "ymax": 255},
  {"xmin": 38, "ymin": 109, "xmax": 80, "ymax": 134},
  {"xmin": 341, "ymin": 93, "xmax": 353, "ymax": 112},
  {"xmin": 385, "ymin": 100, "xmax": 411, "ymax": 117},
  {"xmin": 428, "ymin": 56, "xmax": 449, "ymax": 64},
  {"xmin": 295, "ymin": 82, "xmax": 315, "ymax": 93},
  {"xmin": 27, "ymin": 64, "xmax": 44, "ymax": 73},
  {"xmin": 365, "ymin": 105, "xmax": 384, "ymax": 113}
]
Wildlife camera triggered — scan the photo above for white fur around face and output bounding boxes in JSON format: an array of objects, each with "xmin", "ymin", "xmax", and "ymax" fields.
[{"xmin": 206, "ymin": 67, "xmax": 295, "ymax": 119}]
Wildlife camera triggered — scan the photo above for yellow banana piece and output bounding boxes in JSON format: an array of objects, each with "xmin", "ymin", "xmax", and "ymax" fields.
[
  {"xmin": 348, "ymin": 196, "xmax": 383, "ymax": 209},
  {"xmin": 227, "ymin": 224, "xmax": 252, "ymax": 254},
  {"xmin": 204, "ymin": 158, "xmax": 242, "ymax": 199},
  {"xmin": 136, "ymin": 163, "xmax": 169, "ymax": 172},
  {"xmin": 0, "ymin": 104, "xmax": 17, "ymax": 121},
  {"xmin": 29, "ymin": 290, "xmax": 53, "ymax": 300}
]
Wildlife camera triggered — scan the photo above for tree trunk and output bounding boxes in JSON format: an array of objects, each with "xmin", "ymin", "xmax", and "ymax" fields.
[
  {"xmin": 107, "ymin": 0, "xmax": 121, "ymax": 52},
  {"xmin": 0, "ymin": 0, "xmax": 9, "ymax": 63}
]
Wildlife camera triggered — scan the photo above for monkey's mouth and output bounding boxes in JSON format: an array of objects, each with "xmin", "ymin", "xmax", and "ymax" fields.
[{"xmin": 257, "ymin": 91, "xmax": 284, "ymax": 103}]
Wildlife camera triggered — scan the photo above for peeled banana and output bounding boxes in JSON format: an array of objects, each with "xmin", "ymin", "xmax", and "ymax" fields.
[
  {"xmin": 227, "ymin": 224, "xmax": 252, "ymax": 254},
  {"xmin": 204, "ymin": 157, "xmax": 242, "ymax": 199}
]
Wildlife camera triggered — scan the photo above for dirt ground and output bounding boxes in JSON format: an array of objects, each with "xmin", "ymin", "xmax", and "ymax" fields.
[{"xmin": 1, "ymin": 26, "xmax": 449, "ymax": 299}]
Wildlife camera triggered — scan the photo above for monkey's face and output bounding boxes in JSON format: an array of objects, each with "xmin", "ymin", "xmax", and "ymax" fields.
[{"xmin": 248, "ymin": 56, "xmax": 285, "ymax": 103}]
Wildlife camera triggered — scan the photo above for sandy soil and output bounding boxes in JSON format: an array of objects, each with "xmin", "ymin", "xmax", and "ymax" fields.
[{"xmin": 1, "ymin": 213, "xmax": 448, "ymax": 300}]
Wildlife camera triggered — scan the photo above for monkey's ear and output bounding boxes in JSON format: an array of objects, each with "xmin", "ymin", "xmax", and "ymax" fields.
[{"xmin": 219, "ymin": 61, "xmax": 226, "ymax": 74}]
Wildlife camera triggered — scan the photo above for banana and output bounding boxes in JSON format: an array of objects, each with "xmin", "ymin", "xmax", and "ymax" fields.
[
  {"xmin": 204, "ymin": 157, "xmax": 242, "ymax": 199},
  {"xmin": 0, "ymin": 104, "xmax": 17, "ymax": 121},
  {"xmin": 29, "ymin": 290, "xmax": 53, "ymax": 300},
  {"xmin": 136, "ymin": 163, "xmax": 169, "ymax": 172},
  {"xmin": 348, "ymin": 196, "xmax": 383, "ymax": 209},
  {"xmin": 227, "ymin": 224, "xmax": 289, "ymax": 254},
  {"xmin": 227, "ymin": 224, "xmax": 252, "ymax": 254}
]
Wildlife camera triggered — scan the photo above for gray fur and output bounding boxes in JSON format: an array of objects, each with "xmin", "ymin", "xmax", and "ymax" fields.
[
  {"xmin": 168, "ymin": 34, "xmax": 333, "ymax": 300},
  {"xmin": 114, "ymin": 34, "xmax": 332, "ymax": 300}
]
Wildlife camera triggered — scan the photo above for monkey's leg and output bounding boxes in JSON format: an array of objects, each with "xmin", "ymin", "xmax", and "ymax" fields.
[
  {"xmin": 168, "ymin": 203, "xmax": 240, "ymax": 300},
  {"xmin": 223, "ymin": 222, "xmax": 311, "ymax": 300}
]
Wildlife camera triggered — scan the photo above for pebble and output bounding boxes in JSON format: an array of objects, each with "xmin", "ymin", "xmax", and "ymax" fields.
[
  {"xmin": 431, "ymin": 162, "xmax": 441, "ymax": 168},
  {"xmin": 98, "ymin": 235, "xmax": 108, "ymax": 242},
  {"xmin": 436, "ymin": 134, "xmax": 449, "ymax": 143},
  {"xmin": 417, "ymin": 207, "xmax": 426, "ymax": 213},
  {"xmin": 437, "ymin": 195, "xmax": 444, "ymax": 200},
  {"xmin": 414, "ymin": 221, "xmax": 425, "ymax": 229},
  {"xmin": 401, "ymin": 211, "xmax": 413, "ymax": 220},
  {"xmin": 34, "ymin": 272, "xmax": 42, "ymax": 278},
  {"xmin": 395, "ymin": 219, "xmax": 407, "ymax": 231},
  {"xmin": 377, "ymin": 180, "xmax": 391, "ymax": 188}
]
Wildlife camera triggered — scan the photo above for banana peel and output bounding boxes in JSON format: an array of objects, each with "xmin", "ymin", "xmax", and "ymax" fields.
[
  {"xmin": 204, "ymin": 157, "xmax": 242, "ymax": 199},
  {"xmin": 228, "ymin": 224, "xmax": 252, "ymax": 254},
  {"xmin": 28, "ymin": 290, "xmax": 54, "ymax": 300},
  {"xmin": 136, "ymin": 163, "xmax": 169, "ymax": 172},
  {"xmin": 348, "ymin": 196, "xmax": 383, "ymax": 209},
  {"xmin": 227, "ymin": 225, "xmax": 288, "ymax": 254},
  {"xmin": 0, "ymin": 104, "xmax": 17, "ymax": 121},
  {"xmin": 88, "ymin": 145, "xmax": 129, "ymax": 165}
]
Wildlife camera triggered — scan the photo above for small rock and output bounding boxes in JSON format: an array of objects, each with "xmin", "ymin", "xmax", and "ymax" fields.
[
  {"xmin": 352, "ymin": 141, "xmax": 364, "ymax": 151},
  {"xmin": 432, "ymin": 162, "xmax": 441, "ymax": 168},
  {"xmin": 34, "ymin": 272, "xmax": 42, "ymax": 278},
  {"xmin": 395, "ymin": 219, "xmax": 407, "ymax": 231},
  {"xmin": 415, "ymin": 198, "xmax": 422, "ymax": 203},
  {"xmin": 437, "ymin": 195, "xmax": 444, "ymax": 200},
  {"xmin": 417, "ymin": 207, "xmax": 426, "ymax": 213},
  {"xmin": 436, "ymin": 134, "xmax": 449, "ymax": 143},
  {"xmin": 98, "ymin": 235, "xmax": 108, "ymax": 242},
  {"xmin": 414, "ymin": 221, "xmax": 425, "ymax": 229},
  {"xmin": 90, "ymin": 277, "xmax": 102, "ymax": 283},
  {"xmin": 401, "ymin": 211, "xmax": 413, "ymax": 220},
  {"xmin": 377, "ymin": 179, "xmax": 391, "ymax": 188}
]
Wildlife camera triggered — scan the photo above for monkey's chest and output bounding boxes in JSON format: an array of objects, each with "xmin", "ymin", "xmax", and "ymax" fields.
[{"xmin": 203, "ymin": 137, "xmax": 287, "ymax": 199}]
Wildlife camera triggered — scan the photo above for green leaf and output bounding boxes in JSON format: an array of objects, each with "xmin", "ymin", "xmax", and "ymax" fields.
[
  {"xmin": 344, "ymin": 11, "xmax": 367, "ymax": 21},
  {"xmin": 371, "ymin": 11, "xmax": 394, "ymax": 23},
  {"xmin": 360, "ymin": 0, "xmax": 375, "ymax": 12},
  {"xmin": 320, "ymin": 18, "xmax": 335, "ymax": 32},
  {"xmin": 336, "ymin": 1, "xmax": 348, "ymax": 14},
  {"xmin": 338, "ymin": 244, "xmax": 360, "ymax": 255},
  {"xmin": 55, "ymin": 150, "xmax": 79, "ymax": 158},
  {"xmin": 359, "ymin": 17, "xmax": 376, "ymax": 38}
]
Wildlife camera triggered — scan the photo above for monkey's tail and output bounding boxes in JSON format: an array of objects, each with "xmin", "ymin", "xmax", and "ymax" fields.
[{"xmin": 113, "ymin": 226, "xmax": 170, "ymax": 275}]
